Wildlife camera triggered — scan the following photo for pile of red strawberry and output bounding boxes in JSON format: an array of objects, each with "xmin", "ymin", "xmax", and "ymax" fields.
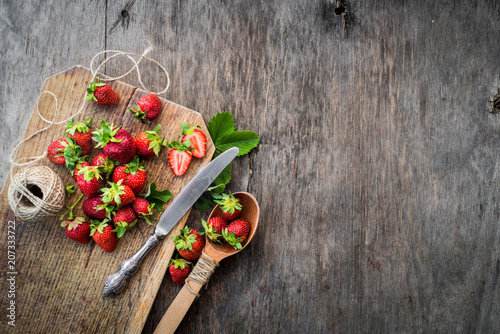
[
  {"xmin": 168, "ymin": 192, "xmax": 251, "ymax": 285},
  {"xmin": 51, "ymin": 117, "xmax": 172, "ymax": 252},
  {"xmin": 49, "ymin": 81, "xmax": 181, "ymax": 253}
]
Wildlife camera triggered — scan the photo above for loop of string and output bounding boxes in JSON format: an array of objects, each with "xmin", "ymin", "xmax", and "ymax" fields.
[
  {"xmin": 9, "ymin": 46, "xmax": 170, "ymax": 171},
  {"xmin": 185, "ymin": 252, "xmax": 219, "ymax": 297},
  {"xmin": 8, "ymin": 165, "xmax": 65, "ymax": 223}
]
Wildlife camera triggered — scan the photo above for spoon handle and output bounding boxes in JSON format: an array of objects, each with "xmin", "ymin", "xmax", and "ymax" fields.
[{"xmin": 153, "ymin": 261, "xmax": 212, "ymax": 334}]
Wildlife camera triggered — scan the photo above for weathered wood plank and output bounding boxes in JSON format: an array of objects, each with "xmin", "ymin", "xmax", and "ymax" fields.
[
  {"xmin": 1, "ymin": 0, "xmax": 500, "ymax": 333},
  {"xmin": 0, "ymin": 0, "xmax": 107, "ymax": 187}
]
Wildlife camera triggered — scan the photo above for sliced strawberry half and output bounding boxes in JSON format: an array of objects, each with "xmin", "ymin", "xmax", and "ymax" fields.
[
  {"xmin": 167, "ymin": 140, "xmax": 193, "ymax": 176},
  {"xmin": 180, "ymin": 122, "xmax": 207, "ymax": 159}
]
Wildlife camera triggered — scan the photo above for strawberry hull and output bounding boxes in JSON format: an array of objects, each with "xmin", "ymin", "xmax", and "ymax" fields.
[
  {"xmin": 73, "ymin": 161, "xmax": 91, "ymax": 181},
  {"xmin": 135, "ymin": 132, "xmax": 156, "ymax": 157},
  {"xmin": 68, "ymin": 130, "xmax": 92, "ymax": 155}
]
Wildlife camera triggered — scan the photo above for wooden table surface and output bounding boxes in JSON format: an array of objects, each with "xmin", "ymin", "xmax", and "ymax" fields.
[{"xmin": 1, "ymin": 0, "xmax": 499, "ymax": 333}]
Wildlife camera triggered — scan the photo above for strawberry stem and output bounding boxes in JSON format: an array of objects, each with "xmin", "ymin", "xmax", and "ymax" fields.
[{"xmin": 59, "ymin": 194, "xmax": 84, "ymax": 220}]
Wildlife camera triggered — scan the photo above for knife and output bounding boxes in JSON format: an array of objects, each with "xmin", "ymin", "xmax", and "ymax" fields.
[{"xmin": 102, "ymin": 147, "xmax": 239, "ymax": 296}]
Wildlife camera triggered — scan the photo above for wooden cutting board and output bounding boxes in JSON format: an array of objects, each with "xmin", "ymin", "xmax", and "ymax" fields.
[{"xmin": 0, "ymin": 66, "xmax": 214, "ymax": 333}]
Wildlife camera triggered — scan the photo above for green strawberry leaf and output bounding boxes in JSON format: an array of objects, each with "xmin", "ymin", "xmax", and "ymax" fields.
[
  {"xmin": 169, "ymin": 258, "xmax": 191, "ymax": 269},
  {"xmin": 145, "ymin": 182, "xmax": 172, "ymax": 211},
  {"xmin": 207, "ymin": 184, "xmax": 225, "ymax": 194},
  {"xmin": 145, "ymin": 124, "xmax": 167, "ymax": 156},
  {"xmin": 60, "ymin": 137, "xmax": 83, "ymax": 173},
  {"xmin": 129, "ymin": 106, "xmax": 146, "ymax": 121},
  {"xmin": 216, "ymin": 131, "xmax": 259, "ymax": 156},
  {"xmin": 214, "ymin": 163, "xmax": 231, "ymax": 185},
  {"xmin": 65, "ymin": 117, "xmax": 92, "ymax": 136},
  {"xmin": 78, "ymin": 166, "xmax": 102, "ymax": 182},
  {"xmin": 113, "ymin": 222, "xmax": 128, "ymax": 238},
  {"xmin": 207, "ymin": 111, "xmax": 235, "ymax": 145},
  {"xmin": 142, "ymin": 214, "xmax": 153, "ymax": 225},
  {"xmin": 194, "ymin": 192, "xmax": 212, "ymax": 211},
  {"xmin": 194, "ymin": 111, "xmax": 259, "ymax": 211},
  {"xmin": 181, "ymin": 122, "xmax": 191, "ymax": 134},
  {"xmin": 215, "ymin": 191, "xmax": 242, "ymax": 214},
  {"xmin": 65, "ymin": 184, "xmax": 76, "ymax": 198},
  {"xmin": 210, "ymin": 151, "xmax": 232, "ymax": 185},
  {"xmin": 222, "ymin": 228, "xmax": 245, "ymax": 249},
  {"xmin": 124, "ymin": 156, "xmax": 144, "ymax": 175},
  {"xmin": 202, "ymin": 219, "xmax": 222, "ymax": 242},
  {"xmin": 168, "ymin": 140, "xmax": 193, "ymax": 152},
  {"xmin": 92, "ymin": 120, "xmax": 121, "ymax": 148}
]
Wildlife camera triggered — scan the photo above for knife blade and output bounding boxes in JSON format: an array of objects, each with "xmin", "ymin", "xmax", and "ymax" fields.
[
  {"xmin": 155, "ymin": 146, "xmax": 239, "ymax": 237},
  {"xmin": 103, "ymin": 147, "xmax": 239, "ymax": 296}
]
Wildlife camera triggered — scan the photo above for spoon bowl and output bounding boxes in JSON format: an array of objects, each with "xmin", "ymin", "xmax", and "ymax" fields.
[
  {"xmin": 154, "ymin": 192, "xmax": 259, "ymax": 334},
  {"xmin": 204, "ymin": 192, "xmax": 260, "ymax": 261}
]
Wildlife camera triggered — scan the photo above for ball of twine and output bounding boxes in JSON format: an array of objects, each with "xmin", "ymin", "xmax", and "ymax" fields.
[{"xmin": 8, "ymin": 166, "xmax": 65, "ymax": 223}]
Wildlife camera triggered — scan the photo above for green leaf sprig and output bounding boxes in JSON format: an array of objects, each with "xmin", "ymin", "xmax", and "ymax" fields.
[
  {"xmin": 195, "ymin": 112, "xmax": 259, "ymax": 211},
  {"xmin": 145, "ymin": 182, "xmax": 172, "ymax": 211}
]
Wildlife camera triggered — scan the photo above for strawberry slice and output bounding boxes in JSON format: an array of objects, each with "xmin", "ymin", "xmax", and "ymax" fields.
[
  {"xmin": 167, "ymin": 140, "xmax": 193, "ymax": 176},
  {"xmin": 180, "ymin": 122, "xmax": 207, "ymax": 159}
]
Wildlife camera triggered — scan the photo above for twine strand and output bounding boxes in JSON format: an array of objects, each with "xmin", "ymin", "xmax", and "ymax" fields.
[
  {"xmin": 185, "ymin": 252, "xmax": 219, "ymax": 297},
  {"xmin": 9, "ymin": 46, "xmax": 170, "ymax": 169}
]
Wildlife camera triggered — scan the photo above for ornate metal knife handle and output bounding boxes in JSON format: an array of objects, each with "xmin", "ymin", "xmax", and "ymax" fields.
[{"xmin": 103, "ymin": 233, "xmax": 160, "ymax": 296}]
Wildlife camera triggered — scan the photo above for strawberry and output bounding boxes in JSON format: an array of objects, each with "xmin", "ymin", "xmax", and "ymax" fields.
[
  {"xmin": 92, "ymin": 153, "xmax": 107, "ymax": 166},
  {"xmin": 168, "ymin": 258, "xmax": 192, "ymax": 285},
  {"xmin": 180, "ymin": 122, "xmax": 207, "ymax": 159},
  {"xmin": 101, "ymin": 180, "xmax": 135, "ymax": 206},
  {"xmin": 86, "ymin": 77, "xmax": 119, "ymax": 106},
  {"xmin": 111, "ymin": 165, "xmax": 128, "ymax": 183},
  {"xmin": 120, "ymin": 169, "xmax": 146, "ymax": 195},
  {"xmin": 129, "ymin": 94, "xmax": 162, "ymax": 122},
  {"xmin": 61, "ymin": 217, "xmax": 91, "ymax": 244},
  {"xmin": 47, "ymin": 139, "xmax": 68, "ymax": 165},
  {"xmin": 65, "ymin": 118, "xmax": 93, "ymax": 155},
  {"xmin": 222, "ymin": 219, "xmax": 251, "ymax": 249},
  {"xmin": 131, "ymin": 197, "xmax": 154, "ymax": 224},
  {"xmin": 112, "ymin": 205, "xmax": 137, "ymax": 238},
  {"xmin": 76, "ymin": 166, "xmax": 103, "ymax": 198},
  {"xmin": 47, "ymin": 138, "xmax": 82, "ymax": 172},
  {"xmin": 92, "ymin": 153, "xmax": 115, "ymax": 178},
  {"xmin": 202, "ymin": 217, "xmax": 228, "ymax": 243},
  {"xmin": 93, "ymin": 120, "xmax": 136, "ymax": 164},
  {"xmin": 111, "ymin": 157, "xmax": 147, "ymax": 195},
  {"xmin": 173, "ymin": 227, "xmax": 205, "ymax": 261},
  {"xmin": 135, "ymin": 124, "xmax": 167, "ymax": 158},
  {"xmin": 215, "ymin": 192, "xmax": 243, "ymax": 221},
  {"xmin": 82, "ymin": 195, "xmax": 113, "ymax": 219},
  {"xmin": 90, "ymin": 220, "xmax": 118, "ymax": 253},
  {"xmin": 167, "ymin": 140, "xmax": 194, "ymax": 176},
  {"xmin": 73, "ymin": 160, "xmax": 90, "ymax": 181}
]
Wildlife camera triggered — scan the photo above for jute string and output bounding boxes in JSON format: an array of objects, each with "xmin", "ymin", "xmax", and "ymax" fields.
[
  {"xmin": 7, "ymin": 47, "xmax": 170, "ymax": 221},
  {"xmin": 8, "ymin": 166, "xmax": 65, "ymax": 223},
  {"xmin": 185, "ymin": 252, "xmax": 219, "ymax": 296}
]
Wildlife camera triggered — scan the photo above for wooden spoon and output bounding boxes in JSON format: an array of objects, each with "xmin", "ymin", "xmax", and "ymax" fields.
[{"xmin": 153, "ymin": 192, "xmax": 260, "ymax": 334}]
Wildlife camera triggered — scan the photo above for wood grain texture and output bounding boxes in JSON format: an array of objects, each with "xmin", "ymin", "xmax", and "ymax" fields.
[
  {"xmin": 1, "ymin": 0, "xmax": 500, "ymax": 333},
  {"xmin": 0, "ymin": 66, "xmax": 214, "ymax": 333}
]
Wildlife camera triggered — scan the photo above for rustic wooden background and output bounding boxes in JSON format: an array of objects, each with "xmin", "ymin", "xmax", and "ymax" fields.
[{"xmin": 1, "ymin": 0, "xmax": 500, "ymax": 333}]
